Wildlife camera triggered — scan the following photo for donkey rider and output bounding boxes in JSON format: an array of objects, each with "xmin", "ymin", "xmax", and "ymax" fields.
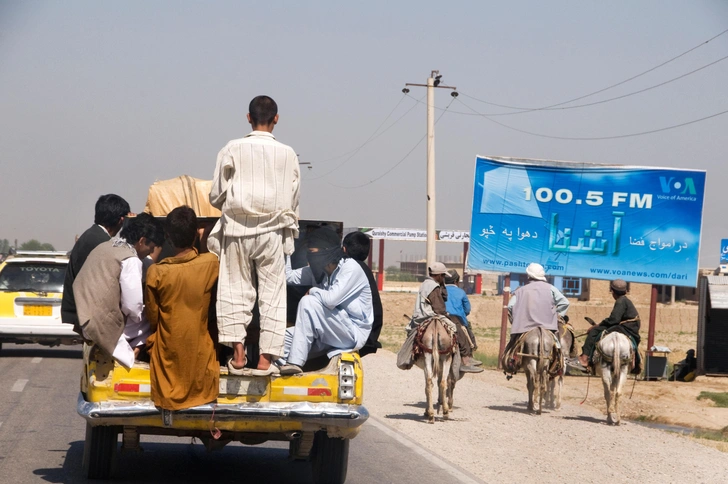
[
  {"xmin": 397, "ymin": 262, "xmax": 483, "ymax": 373},
  {"xmin": 577, "ymin": 279, "xmax": 642, "ymax": 374},
  {"xmin": 504, "ymin": 263, "xmax": 570, "ymax": 372}
]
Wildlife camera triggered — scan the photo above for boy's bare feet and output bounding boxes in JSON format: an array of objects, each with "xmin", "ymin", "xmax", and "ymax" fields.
[
  {"xmin": 257, "ymin": 353, "xmax": 273, "ymax": 371},
  {"xmin": 230, "ymin": 342, "xmax": 247, "ymax": 370}
]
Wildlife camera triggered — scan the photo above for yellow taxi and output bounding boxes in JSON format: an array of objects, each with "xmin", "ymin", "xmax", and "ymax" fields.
[{"xmin": 0, "ymin": 250, "xmax": 82, "ymax": 350}]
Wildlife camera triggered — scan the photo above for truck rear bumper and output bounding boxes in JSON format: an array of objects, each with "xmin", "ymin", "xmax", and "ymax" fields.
[{"xmin": 77, "ymin": 393, "xmax": 369, "ymax": 430}]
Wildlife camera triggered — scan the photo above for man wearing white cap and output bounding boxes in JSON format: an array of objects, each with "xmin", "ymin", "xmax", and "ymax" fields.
[
  {"xmin": 504, "ymin": 263, "xmax": 570, "ymax": 364},
  {"xmin": 397, "ymin": 262, "xmax": 483, "ymax": 373}
]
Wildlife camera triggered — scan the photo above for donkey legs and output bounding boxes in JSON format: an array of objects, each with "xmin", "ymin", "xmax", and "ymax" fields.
[
  {"xmin": 609, "ymin": 365, "xmax": 629, "ymax": 425},
  {"xmin": 439, "ymin": 356, "xmax": 453, "ymax": 419},
  {"xmin": 601, "ymin": 365, "xmax": 617, "ymax": 425},
  {"xmin": 423, "ymin": 355, "xmax": 436, "ymax": 423},
  {"xmin": 524, "ymin": 359, "xmax": 537, "ymax": 412}
]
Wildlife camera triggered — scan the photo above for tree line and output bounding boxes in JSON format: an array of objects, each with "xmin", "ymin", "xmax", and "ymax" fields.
[{"xmin": 0, "ymin": 238, "xmax": 56, "ymax": 254}]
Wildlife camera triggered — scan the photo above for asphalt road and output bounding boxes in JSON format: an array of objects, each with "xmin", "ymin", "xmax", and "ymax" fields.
[{"xmin": 0, "ymin": 343, "xmax": 481, "ymax": 484}]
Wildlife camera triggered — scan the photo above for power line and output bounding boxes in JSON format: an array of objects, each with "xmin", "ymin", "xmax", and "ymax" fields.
[
  {"xmin": 454, "ymin": 97, "xmax": 728, "ymax": 141},
  {"xmin": 306, "ymin": 94, "xmax": 423, "ymax": 180},
  {"xmin": 406, "ymin": 49, "xmax": 728, "ymax": 118},
  {"xmin": 457, "ymin": 52, "xmax": 728, "ymax": 115},
  {"xmin": 459, "ymin": 27, "xmax": 728, "ymax": 113},
  {"xmin": 325, "ymin": 97, "xmax": 456, "ymax": 189}
]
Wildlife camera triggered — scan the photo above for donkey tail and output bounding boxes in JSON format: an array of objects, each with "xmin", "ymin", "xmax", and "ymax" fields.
[
  {"xmin": 612, "ymin": 335, "xmax": 620, "ymax": 381},
  {"xmin": 432, "ymin": 321, "xmax": 441, "ymax": 377}
]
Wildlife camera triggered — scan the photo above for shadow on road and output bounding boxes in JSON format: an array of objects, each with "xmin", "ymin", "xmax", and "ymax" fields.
[
  {"xmin": 34, "ymin": 439, "xmax": 316, "ymax": 483},
  {"xmin": 384, "ymin": 412, "xmax": 433, "ymax": 424},
  {"xmin": 561, "ymin": 415, "xmax": 606, "ymax": 425},
  {"xmin": 486, "ymin": 405, "xmax": 537, "ymax": 415},
  {"xmin": 0, "ymin": 346, "xmax": 82, "ymax": 359}
]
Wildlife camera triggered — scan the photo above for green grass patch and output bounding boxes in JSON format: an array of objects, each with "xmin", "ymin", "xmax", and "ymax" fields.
[
  {"xmin": 472, "ymin": 350, "xmax": 499, "ymax": 368},
  {"xmin": 697, "ymin": 392, "xmax": 728, "ymax": 408},
  {"xmin": 693, "ymin": 426, "xmax": 728, "ymax": 443}
]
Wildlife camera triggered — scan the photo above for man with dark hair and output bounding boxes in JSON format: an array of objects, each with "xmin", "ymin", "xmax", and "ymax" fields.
[
  {"xmin": 248, "ymin": 95, "xmax": 278, "ymax": 126},
  {"xmin": 279, "ymin": 227, "xmax": 373, "ymax": 375},
  {"xmin": 578, "ymin": 279, "xmax": 641, "ymax": 374},
  {"xmin": 342, "ymin": 231, "xmax": 382, "ymax": 356},
  {"xmin": 74, "ymin": 213, "xmax": 165, "ymax": 369},
  {"xmin": 62, "ymin": 194, "xmax": 131, "ymax": 333},
  {"xmin": 145, "ymin": 206, "xmax": 220, "ymax": 410},
  {"xmin": 209, "ymin": 95, "xmax": 300, "ymax": 376}
]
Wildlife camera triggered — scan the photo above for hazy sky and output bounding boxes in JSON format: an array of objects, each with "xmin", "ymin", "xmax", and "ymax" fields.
[{"xmin": 1, "ymin": 1, "xmax": 726, "ymax": 270}]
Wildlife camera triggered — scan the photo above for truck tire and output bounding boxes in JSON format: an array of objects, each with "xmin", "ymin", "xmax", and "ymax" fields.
[
  {"xmin": 82, "ymin": 423, "xmax": 119, "ymax": 479},
  {"xmin": 311, "ymin": 431, "xmax": 349, "ymax": 484}
]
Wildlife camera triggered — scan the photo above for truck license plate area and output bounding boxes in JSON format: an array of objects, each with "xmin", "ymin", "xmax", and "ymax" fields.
[
  {"xmin": 220, "ymin": 377, "xmax": 267, "ymax": 396},
  {"xmin": 23, "ymin": 305, "xmax": 52, "ymax": 316}
]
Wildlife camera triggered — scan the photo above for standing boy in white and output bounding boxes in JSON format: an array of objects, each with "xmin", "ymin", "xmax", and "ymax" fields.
[{"xmin": 209, "ymin": 95, "xmax": 300, "ymax": 375}]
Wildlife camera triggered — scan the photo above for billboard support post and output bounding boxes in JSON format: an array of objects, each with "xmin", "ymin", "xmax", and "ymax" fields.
[
  {"xmin": 497, "ymin": 274, "xmax": 511, "ymax": 369},
  {"xmin": 647, "ymin": 284, "xmax": 657, "ymax": 355}
]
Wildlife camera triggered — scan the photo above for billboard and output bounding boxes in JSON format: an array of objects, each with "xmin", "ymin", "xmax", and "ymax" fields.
[
  {"xmin": 721, "ymin": 239, "xmax": 728, "ymax": 265},
  {"xmin": 468, "ymin": 156, "xmax": 706, "ymax": 287}
]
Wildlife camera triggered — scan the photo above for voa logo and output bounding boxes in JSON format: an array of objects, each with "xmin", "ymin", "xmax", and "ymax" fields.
[{"xmin": 659, "ymin": 176, "xmax": 696, "ymax": 195}]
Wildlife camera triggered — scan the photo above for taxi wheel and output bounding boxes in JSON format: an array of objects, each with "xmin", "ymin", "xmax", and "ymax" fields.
[
  {"xmin": 311, "ymin": 431, "xmax": 349, "ymax": 484},
  {"xmin": 82, "ymin": 423, "xmax": 119, "ymax": 479}
]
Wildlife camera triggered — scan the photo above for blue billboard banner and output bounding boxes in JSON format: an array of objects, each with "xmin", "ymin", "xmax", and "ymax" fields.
[
  {"xmin": 721, "ymin": 239, "xmax": 728, "ymax": 264},
  {"xmin": 468, "ymin": 156, "xmax": 706, "ymax": 287}
]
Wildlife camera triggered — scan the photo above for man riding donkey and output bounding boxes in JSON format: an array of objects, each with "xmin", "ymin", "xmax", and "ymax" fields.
[
  {"xmin": 502, "ymin": 263, "xmax": 569, "ymax": 376},
  {"xmin": 577, "ymin": 279, "xmax": 642, "ymax": 374},
  {"xmin": 397, "ymin": 262, "xmax": 483, "ymax": 374}
]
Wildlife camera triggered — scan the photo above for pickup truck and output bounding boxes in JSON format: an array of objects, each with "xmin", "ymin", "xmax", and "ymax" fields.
[{"xmin": 77, "ymin": 176, "xmax": 370, "ymax": 484}]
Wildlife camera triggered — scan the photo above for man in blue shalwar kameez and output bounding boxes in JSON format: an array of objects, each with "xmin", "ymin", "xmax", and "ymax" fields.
[{"xmin": 280, "ymin": 227, "xmax": 373, "ymax": 375}]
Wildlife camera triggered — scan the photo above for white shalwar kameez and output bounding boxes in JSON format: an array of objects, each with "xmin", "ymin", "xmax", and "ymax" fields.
[{"xmin": 284, "ymin": 258, "xmax": 373, "ymax": 366}]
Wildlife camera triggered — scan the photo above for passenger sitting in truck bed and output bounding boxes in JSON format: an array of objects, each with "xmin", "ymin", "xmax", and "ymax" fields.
[
  {"xmin": 73, "ymin": 213, "xmax": 165, "ymax": 369},
  {"xmin": 144, "ymin": 206, "xmax": 220, "ymax": 411},
  {"xmin": 342, "ymin": 231, "xmax": 382, "ymax": 357},
  {"xmin": 279, "ymin": 227, "xmax": 373, "ymax": 375}
]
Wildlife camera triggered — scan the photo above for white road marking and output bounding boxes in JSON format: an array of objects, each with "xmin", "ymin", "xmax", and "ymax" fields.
[
  {"xmin": 11, "ymin": 379, "xmax": 29, "ymax": 392},
  {"xmin": 367, "ymin": 416, "xmax": 484, "ymax": 484},
  {"xmin": 31, "ymin": 357, "xmax": 42, "ymax": 364}
]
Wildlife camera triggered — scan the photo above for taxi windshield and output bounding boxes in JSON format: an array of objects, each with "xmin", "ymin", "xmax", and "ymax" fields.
[{"xmin": 0, "ymin": 262, "xmax": 67, "ymax": 293}]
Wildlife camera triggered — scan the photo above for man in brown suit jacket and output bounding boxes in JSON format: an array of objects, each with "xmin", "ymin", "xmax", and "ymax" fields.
[{"xmin": 73, "ymin": 213, "xmax": 164, "ymax": 368}]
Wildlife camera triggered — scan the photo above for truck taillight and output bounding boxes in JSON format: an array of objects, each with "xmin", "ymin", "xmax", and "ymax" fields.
[{"xmin": 338, "ymin": 361, "xmax": 355, "ymax": 400}]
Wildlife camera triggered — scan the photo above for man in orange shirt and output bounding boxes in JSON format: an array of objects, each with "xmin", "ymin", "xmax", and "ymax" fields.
[{"xmin": 145, "ymin": 207, "xmax": 220, "ymax": 410}]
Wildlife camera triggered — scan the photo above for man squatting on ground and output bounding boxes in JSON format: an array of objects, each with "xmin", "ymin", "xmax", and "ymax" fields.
[
  {"xmin": 62, "ymin": 194, "xmax": 131, "ymax": 335},
  {"xmin": 208, "ymin": 95, "xmax": 300, "ymax": 376},
  {"xmin": 398, "ymin": 261, "xmax": 483, "ymax": 373},
  {"xmin": 578, "ymin": 278, "xmax": 642, "ymax": 374},
  {"xmin": 342, "ymin": 231, "xmax": 383, "ymax": 356},
  {"xmin": 280, "ymin": 227, "xmax": 373, "ymax": 375},
  {"xmin": 504, "ymin": 263, "xmax": 569, "ymax": 371},
  {"xmin": 444, "ymin": 269, "xmax": 479, "ymax": 357},
  {"xmin": 145, "ymin": 206, "xmax": 220, "ymax": 411},
  {"xmin": 73, "ymin": 213, "xmax": 165, "ymax": 369}
]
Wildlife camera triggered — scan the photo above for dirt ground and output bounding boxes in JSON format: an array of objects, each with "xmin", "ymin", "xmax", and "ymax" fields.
[{"xmin": 379, "ymin": 292, "xmax": 728, "ymax": 434}]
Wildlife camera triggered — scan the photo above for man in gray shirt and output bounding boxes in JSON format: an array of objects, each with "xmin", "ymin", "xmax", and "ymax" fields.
[{"xmin": 504, "ymin": 263, "xmax": 569, "ymax": 368}]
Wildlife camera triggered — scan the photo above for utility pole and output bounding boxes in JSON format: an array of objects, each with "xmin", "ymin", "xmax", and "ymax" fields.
[{"xmin": 404, "ymin": 71, "xmax": 457, "ymax": 267}]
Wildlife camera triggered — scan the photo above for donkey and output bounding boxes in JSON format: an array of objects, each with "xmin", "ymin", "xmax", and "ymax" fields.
[
  {"xmin": 414, "ymin": 317, "xmax": 457, "ymax": 423},
  {"xmin": 546, "ymin": 319, "xmax": 574, "ymax": 410},
  {"xmin": 593, "ymin": 331, "xmax": 633, "ymax": 425},
  {"xmin": 520, "ymin": 327, "xmax": 558, "ymax": 415}
]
